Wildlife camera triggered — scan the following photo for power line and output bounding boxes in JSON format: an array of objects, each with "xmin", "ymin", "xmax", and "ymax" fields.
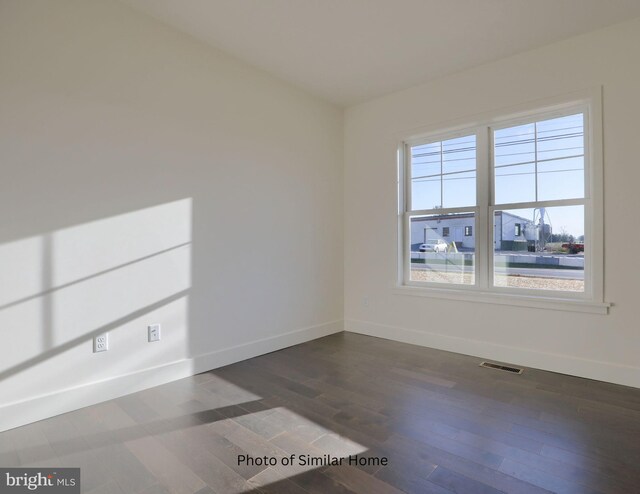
[
  {"xmin": 412, "ymin": 145, "xmax": 476, "ymax": 159},
  {"xmin": 495, "ymin": 145, "xmax": 583, "ymax": 159},
  {"xmin": 413, "ymin": 166, "xmax": 582, "ymax": 183},
  {"xmin": 413, "ymin": 133, "xmax": 583, "ymax": 165},
  {"xmin": 495, "ymin": 153, "xmax": 584, "ymax": 170},
  {"xmin": 494, "ymin": 123, "xmax": 582, "ymax": 141},
  {"xmin": 494, "ymin": 131, "xmax": 583, "ymax": 148}
]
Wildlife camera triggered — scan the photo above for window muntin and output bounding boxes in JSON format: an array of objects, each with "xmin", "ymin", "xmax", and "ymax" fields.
[{"xmin": 402, "ymin": 105, "xmax": 597, "ymax": 301}]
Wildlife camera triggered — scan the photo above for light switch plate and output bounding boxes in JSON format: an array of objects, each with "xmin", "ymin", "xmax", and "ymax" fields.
[{"xmin": 148, "ymin": 324, "xmax": 161, "ymax": 342}]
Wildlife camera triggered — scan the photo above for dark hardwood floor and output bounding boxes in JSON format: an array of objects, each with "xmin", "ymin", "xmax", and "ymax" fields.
[{"xmin": 2, "ymin": 332, "xmax": 640, "ymax": 493}]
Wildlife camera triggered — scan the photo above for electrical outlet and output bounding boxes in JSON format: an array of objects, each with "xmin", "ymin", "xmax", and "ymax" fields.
[
  {"xmin": 148, "ymin": 324, "xmax": 161, "ymax": 342},
  {"xmin": 94, "ymin": 333, "xmax": 109, "ymax": 353}
]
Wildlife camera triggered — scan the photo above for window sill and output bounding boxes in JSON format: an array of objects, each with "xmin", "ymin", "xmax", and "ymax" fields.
[{"xmin": 394, "ymin": 285, "xmax": 610, "ymax": 314}]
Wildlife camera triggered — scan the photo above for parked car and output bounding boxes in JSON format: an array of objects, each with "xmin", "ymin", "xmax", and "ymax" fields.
[{"xmin": 419, "ymin": 239, "xmax": 448, "ymax": 252}]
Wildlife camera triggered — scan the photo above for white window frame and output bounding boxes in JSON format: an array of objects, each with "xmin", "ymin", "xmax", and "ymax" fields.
[{"xmin": 396, "ymin": 89, "xmax": 608, "ymax": 314}]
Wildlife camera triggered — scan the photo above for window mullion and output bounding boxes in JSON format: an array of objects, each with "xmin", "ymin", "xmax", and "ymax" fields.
[
  {"xmin": 534, "ymin": 122, "xmax": 539, "ymax": 201},
  {"xmin": 404, "ymin": 143, "xmax": 412, "ymax": 212},
  {"xmin": 476, "ymin": 127, "xmax": 490, "ymax": 290},
  {"xmin": 403, "ymin": 212, "xmax": 411, "ymax": 285}
]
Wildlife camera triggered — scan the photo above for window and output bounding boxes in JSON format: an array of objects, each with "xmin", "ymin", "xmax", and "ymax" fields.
[
  {"xmin": 493, "ymin": 113, "xmax": 586, "ymax": 292},
  {"xmin": 400, "ymin": 95, "xmax": 604, "ymax": 308}
]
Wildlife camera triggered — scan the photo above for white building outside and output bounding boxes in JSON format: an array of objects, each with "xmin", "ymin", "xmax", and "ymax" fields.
[{"xmin": 410, "ymin": 211, "xmax": 537, "ymax": 251}]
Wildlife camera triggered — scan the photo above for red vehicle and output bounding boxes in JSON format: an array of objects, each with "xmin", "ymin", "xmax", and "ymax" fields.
[{"xmin": 562, "ymin": 242, "xmax": 584, "ymax": 254}]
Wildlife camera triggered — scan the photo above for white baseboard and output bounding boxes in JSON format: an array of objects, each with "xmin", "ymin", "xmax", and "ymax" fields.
[
  {"xmin": 0, "ymin": 358, "xmax": 195, "ymax": 433},
  {"xmin": 0, "ymin": 320, "xmax": 343, "ymax": 433},
  {"xmin": 345, "ymin": 318, "xmax": 640, "ymax": 389},
  {"xmin": 191, "ymin": 320, "xmax": 343, "ymax": 374}
]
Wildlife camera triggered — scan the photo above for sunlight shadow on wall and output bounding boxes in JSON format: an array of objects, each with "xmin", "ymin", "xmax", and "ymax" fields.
[{"xmin": 0, "ymin": 198, "xmax": 192, "ymax": 408}]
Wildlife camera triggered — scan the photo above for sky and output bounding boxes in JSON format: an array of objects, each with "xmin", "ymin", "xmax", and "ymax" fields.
[{"xmin": 410, "ymin": 113, "xmax": 585, "ymax": 236}]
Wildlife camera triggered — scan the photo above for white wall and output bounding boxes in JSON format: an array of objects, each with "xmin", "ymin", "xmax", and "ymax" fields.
[
  {"xmin": 344, "ymin": 18, "xmax": 640, "ymax": 388},
  {"xmin": 0, "ymin": 0, "xmax": 343, "ymax": 431}
]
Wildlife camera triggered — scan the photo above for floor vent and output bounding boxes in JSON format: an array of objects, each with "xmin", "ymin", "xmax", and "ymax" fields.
[{"xmin": 479, "ymin": 361, "xmax": 523, "ymax": 374}]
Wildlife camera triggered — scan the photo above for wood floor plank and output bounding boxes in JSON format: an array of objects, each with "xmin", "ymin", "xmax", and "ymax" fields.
[
  {"xmin": 498, "ymin": 457, "xmax": 603, "ymax": 494},
  {"xmin": 247, "ymin": 467, "xmax": 313, "ymax": 494},
  {"xmin": 12, "ymin": 422, "xmax": 57, "ymax": 465},
  {"xmin": 288, "ymin": 468, "xmax": 360, "ymax": 494},
  {"xmin": 155, "ymin": 424, "xmax": 251, "ymax": 494},
  {"xmin": 374, "ymin": 463, "xmax": 447, "ymax": 494},
  {"xmin": 125, "ymin": 435, "xmax": 207, "ymax": 494},
  {"xmin": 38, "ymin": 414, "xmax": 90, "ymax": 458},
  {"xmin": 100, "ymin": 443, "xmax": 158, "ymax": 493},
  {"xmin": 86, "ymin": 480, "xmax": 128, "ymax": 494},
  {"xmin": 323, "ymin": 464, "xmax": 405, "ymax": 494},
  {"xmin": 0, "ymin": 427, "xmax": 21, "ymax": 467},
  {"xmin": 429, "ymin": 465, "xmax": 508, "ymax": 494}
]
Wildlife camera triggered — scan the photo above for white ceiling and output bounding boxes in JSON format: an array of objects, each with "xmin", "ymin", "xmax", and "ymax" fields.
[{"xmin": 121, "ymin": 0, "xmax": 640, "ymax": 106}]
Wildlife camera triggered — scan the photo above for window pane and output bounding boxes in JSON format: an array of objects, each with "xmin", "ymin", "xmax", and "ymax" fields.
[
  {"xmin": 410, "ymin": 142, "xmax": 441, "ymax": 209},
  {"xmin": 493, "ymin": 113, "xmax": 584, "ymax": 204},
  {"xmin": 443, "ymin": 171, "xmax": 476, "ymax": 208},
  {"xmin": 493, "ymin": 206, "xmax": 585, "ymax": 292},
  {"xmin": 412, "ymin": 179, "xmax": 441, "ymax": 210},
  {"xmin": 494, "ymin": 163, "xmax": 536, "ymax": 204},
  {"xmin": 537, "ymin": 157, "xmax": 584, "ymax": 201},
  {"xmin": 494, "ymin": 123, "xmax": 535, "ymax": 168},
  {"xmin": 410, "ymin": 213, "xmax": 475, "ymax": 285},
  {"xmin": 411, "ymin": 135, "xmax": 476, "ymax": 210},
  {"xmin": 536, "ymin": 113, "xmax": 583, "ymax": 160}
]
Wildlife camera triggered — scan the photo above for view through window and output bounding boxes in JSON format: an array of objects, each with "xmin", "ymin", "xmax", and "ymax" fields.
[
  {"xmin": 409, "ymin": 135, "xmax": 476, "ymax": 285},
  {"xmin": 493, "ymin": 113, "xmax": 585, "ymax": 292},
  {"xmin": 405, "ymin": 110, "xmax": 590, "ymax": 295}
]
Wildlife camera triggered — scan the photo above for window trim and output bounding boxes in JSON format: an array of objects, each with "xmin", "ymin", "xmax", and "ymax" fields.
[{"xmin": 397, "ymin": 88, "xmax": 607, "ymax": 313}]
